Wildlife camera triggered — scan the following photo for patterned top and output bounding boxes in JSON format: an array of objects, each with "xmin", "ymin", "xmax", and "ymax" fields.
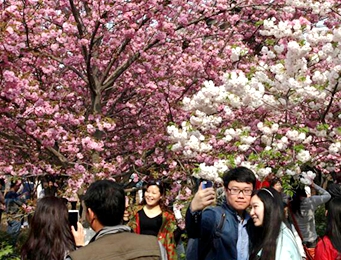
[
  {"xmin": 128, "ymin": 205, "xmax": 178, "ymax": 260},
  {"xmin": 294, "ymin": 184, "xmax": 331, "ymax": 243}
]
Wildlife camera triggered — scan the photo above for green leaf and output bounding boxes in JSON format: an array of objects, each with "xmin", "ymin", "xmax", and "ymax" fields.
[
  {"xmin": 293, "ymin": 144, "xmax": 305, "ymax": 152},
  {"xmin": 255, "ymin": 20, "xmax": 264, "ymax": 26},
  {"xmin": 316, "ymin": 123, "xmax": 329, "ymax": 131}
]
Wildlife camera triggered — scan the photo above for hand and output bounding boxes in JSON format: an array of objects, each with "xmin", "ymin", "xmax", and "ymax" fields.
[
  {"xmin": 71, "ymin": 222, "xmax": 85, "ymax": 247},
  {"xmin": 123, "ymin": 209, "xmax": 130, "ymax": 222},
  {"xmin": 190, "ymin": 182, "xmax": 216, "ymax": 212},
  {"xmin": 123, "ymin": 196, "xmax": 130, "ymax": 222},
  {"xmin": 326, "ymin": 174, "xmax": 333, "ymax": 181}
]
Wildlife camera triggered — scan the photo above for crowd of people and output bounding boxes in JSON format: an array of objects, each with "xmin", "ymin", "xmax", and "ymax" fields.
[{"xmin": 1, "ymin": 166, "xmax": 341, "ymax": 260}]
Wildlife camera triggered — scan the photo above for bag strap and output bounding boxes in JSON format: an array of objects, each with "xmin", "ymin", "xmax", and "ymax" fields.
[
  {"xmin": 288, "ymin": 205, "xmax": 304, "ymax": 241},
  {"xmin": 214, "ymin": 206, "xmax": 226, "ymax": 237},
  {"xmin": 289, "ymin": 206, "xmax": 316, "ymax": 260},
  {"xmin": 199, "ymin": 206, "xmax": 226, "ymax": 259}
]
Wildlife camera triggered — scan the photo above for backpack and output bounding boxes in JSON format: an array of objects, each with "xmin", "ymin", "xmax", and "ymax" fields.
[{"xmin": 186, "ymin": 206, "xmax": 226, "ymax": 260}]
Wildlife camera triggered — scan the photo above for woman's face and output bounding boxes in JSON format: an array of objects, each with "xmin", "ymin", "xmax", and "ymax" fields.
[
  {"xmin": 144, "ymin": 185, "xmax": 162, "ymax": 207},
  {"xmin": 250, "ymin": 195, "xmax": 264, "ymax": 226}
]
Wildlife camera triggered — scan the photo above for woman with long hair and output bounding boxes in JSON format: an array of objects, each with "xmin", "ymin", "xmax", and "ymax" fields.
[
  {"xmin": 21, "ymin": 196, "xmax": 76, "ymax": 260},
  {"xmin": 315, "ymin": 197, "xmax": 341, "ymax": 260},
  {"xmin": 249, "ymin": 187, "xmax": 301, "ymax": 260},
  {"xmin": 128, "ymin": 179, "xmax": 178, "ymax": 260},
  {"xmin": 289, "ymin": 181, "xmax": 331, "ymax": 258}
]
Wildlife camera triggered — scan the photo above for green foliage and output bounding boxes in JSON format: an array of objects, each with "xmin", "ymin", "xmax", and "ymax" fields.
[
  {"xmin": 293, "ymin": 144, "xmax": 305, "ymax": 152},
  {"xmin": 298, "ymin": 39, "xmax": 306, "ymax": 46},
  {"xmin": 299, "ymin": 127, "xmax": 309, "ymax": 133},
  {"xmin": 316, "ymin": 123, "xmax": 329, "ymax": 131},
  {"xmin": 255, "ymin": 20, "xmax": 264, "ymax": 26},
  {"xmin": 315, "ymin": 205, "xmax": 327, "ymax": 237},
  {"xmin": 179, "ymin": 252, "xmax": 186, "ymax": 260},
  {"xmin": 281, "ymin": 175, "xmax": 296, "ymax": 198},
  {"xmin": 265, "ymin": 38, "xmax": 276, "ymax": 45},
  {"xmin": 0, "ymin": 230, "xmax": 20, "ymax": 260}
]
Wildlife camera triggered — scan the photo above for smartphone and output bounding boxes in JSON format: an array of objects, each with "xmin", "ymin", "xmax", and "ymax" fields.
[
  {"xmin": 68, "ymin": 210, "xmax": 79, "ymax": 231},
  {"xmin": 202, "ymin": 180, "xmax": 213, "ymax": 189}
]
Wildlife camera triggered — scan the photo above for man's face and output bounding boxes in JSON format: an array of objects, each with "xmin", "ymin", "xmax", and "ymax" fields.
[{"xmin": 225, "ymin": 180, "xmax": 253, "ymax": 214}]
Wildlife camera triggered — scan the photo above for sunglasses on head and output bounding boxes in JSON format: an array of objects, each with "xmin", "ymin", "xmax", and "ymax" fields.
[{"xmin": 147, "ymin": 180, "xmax": 162, "ymax": 186}]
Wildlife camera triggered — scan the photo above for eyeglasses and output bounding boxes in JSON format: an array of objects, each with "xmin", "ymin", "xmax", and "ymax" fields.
[{"xmin": 227, "ymin": 188, "xmax": 253, "ymax": 196}]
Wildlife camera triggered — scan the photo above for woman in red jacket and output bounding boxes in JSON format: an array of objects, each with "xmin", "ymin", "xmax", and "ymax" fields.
[
  {"xmin": 128, "ymin": 180, "xmax": 178, "ymax": 260},
  {"xmin": 315, "ymin": 197, "xmax": 341, "ymax": 260}
]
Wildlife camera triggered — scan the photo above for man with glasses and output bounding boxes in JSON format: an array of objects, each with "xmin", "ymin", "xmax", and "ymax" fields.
[{"xmin": 185, "ymin": 166, "xmax": 256, "ymax": 260}]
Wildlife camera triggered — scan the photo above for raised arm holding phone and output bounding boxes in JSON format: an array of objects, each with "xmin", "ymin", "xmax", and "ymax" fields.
[{"xmin": 186, "ymin": 167, "xmax": 256, "ymax": 260}]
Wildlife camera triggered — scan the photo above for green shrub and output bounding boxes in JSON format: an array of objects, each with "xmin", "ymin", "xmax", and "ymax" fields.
[
  {"xmin": 0, "ymin": 230, "xmax": 20, "ymax": 260},
  {"xmin": 315, "ymin": 205, "xmax": 327, "ymax": 237}
]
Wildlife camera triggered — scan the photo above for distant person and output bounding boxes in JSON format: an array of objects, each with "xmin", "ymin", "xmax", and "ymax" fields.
[
  {"xmin": 326, "ymin": 182, "xmax": 341, "ymax": 209},
  {"xmin": 21, "ymin": 180, "xmax": 34, "ymax": 200},
  {"xmin": 37, "ymin": 181, "xmax": 49, "ymax": 199},
  {"xmin": 270, "ymin": 177, "xmax": 290, "ymax": 204},
  {"xmin": 44, "ymin": 180, "xmax": 57, "ymax": 197},
  {"xmin": 314, "ymin": 197, "xmax": 341, "ymax": 260},
  {"xmin": 68, "ymin": 180, "xmax": 166, "ymax": 260},
  {"xmin": 0, "ymin": 179, "xmax": 5, "ymax": 223},
  {"xmin": 5, "ymin": 180, "xmax": 21, "ymax": 203},
  {"xmin": 289, "ymin": 181, "xmax": 331, "ymax": 258},
  {"xmin": 21, "ymin": 196, "xmax": 76, "ymax": 260},
  {"xmin": 270, "ymin": 177, "xmax": 283, "ymax": 193},
  {"xmin": 249, "ymin": 187, "xmax": 301, "ymax": 260},
  {"xmin": 128, "ymin": 180, "xmax": 178, "ymax": 259},
  {"xmin": 5, "ymin": 180, "xmax": 24, "ymax": 239}
]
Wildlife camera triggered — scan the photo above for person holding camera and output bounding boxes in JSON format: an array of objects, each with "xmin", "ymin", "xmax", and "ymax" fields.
[
  {"xmin": 67, "ymin": 180, "xmax": 167, "ymax": 260},
  {"xmin": 185, "ymin": 166, "xmax": 256, "ymax": 260},
  {"xmin": 21, "ymin": 196, "xmax": 77, "ymax": 260}
]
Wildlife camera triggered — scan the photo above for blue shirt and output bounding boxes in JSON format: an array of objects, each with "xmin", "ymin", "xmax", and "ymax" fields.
[{"xmin": 237, "ymin": 214, "xmax": 250, "ymax": 260}]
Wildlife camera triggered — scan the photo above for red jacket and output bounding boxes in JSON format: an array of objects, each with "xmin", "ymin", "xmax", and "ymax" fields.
[{"xmin": 315, "ymin": 236, "xmax": 341, "ymax": 260}]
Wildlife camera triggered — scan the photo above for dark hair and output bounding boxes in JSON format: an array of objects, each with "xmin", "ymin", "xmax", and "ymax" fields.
[
  {"xmin": 327, "ymin": 183, "xmax": 341, "ymax": 198},
  {"xmin": 21, "ymin": 197, "xmax": 75, "ymax": 260},
  {"xmin": 145, "ymin": 180, "xmax": 165, "ymax": 195},
  {"xmin": 290, "ymin": 185, "xmax": 307, "ymax": 216},
  {"xmin": 270, "ymin": 177, "xmax": 282, "ymax": 188},
  {"xmin": 223, "ymin": 166, "xmax": 256, "ymax": 189},
  {"xmin": 249, "ymin": 187, "xmax": 284, "ymax": 260},
  {"xmin": 326, "ymin": 198, "xmax": 341, "ymax": 252},
  {"xmin": 10, "ymin": 180, "xmax": 21, "ymax": 189},
  {"xmin": 141, "ymin": 180, "xmax": 169, "ymax": 212},
  {"xmin": 83, "ymin": 180, "xmax": 125, "ymax": 226}
]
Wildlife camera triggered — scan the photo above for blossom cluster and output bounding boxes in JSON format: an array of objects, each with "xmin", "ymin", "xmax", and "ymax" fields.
[{"xmin": 168, "ymin": 7, "xmax": 341, "ymax": 182}]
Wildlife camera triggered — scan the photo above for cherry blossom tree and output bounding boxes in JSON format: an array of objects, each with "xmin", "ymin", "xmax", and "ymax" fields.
[
  {"xmin": 168, "ymin": 1, "xmax": 341, "ymax": 190},
  {"xmin": 0, "ymin": 0, "xmax": 340, "ymax": 197}
]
